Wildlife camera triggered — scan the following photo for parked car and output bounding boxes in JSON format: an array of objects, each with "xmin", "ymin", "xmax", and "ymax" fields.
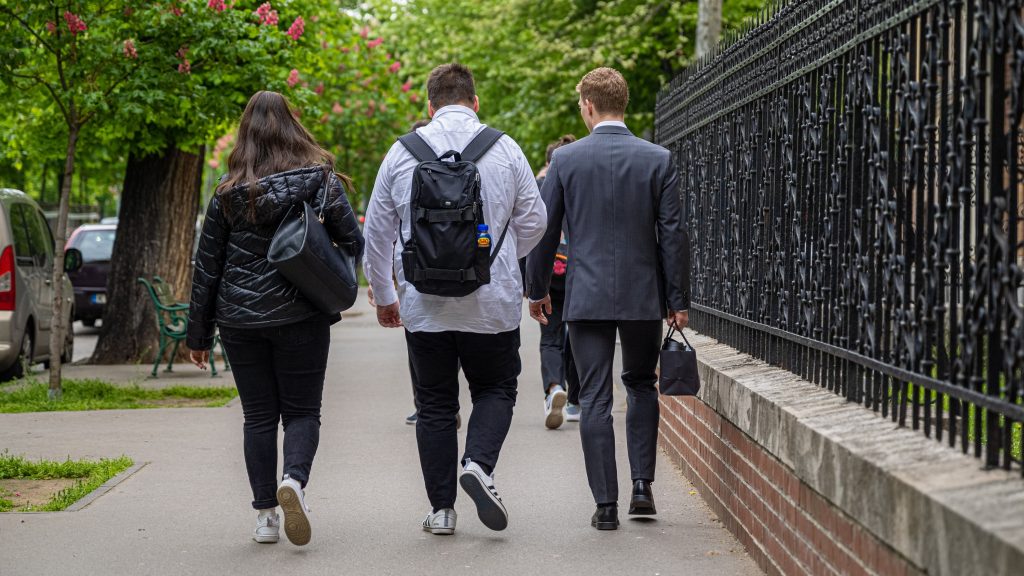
[
  {"xmin": 65, "ymin": 223, "xmax": 116, "ymax": 327},
  {"xmin": 0, "ymin": 189, "xmax": 77, "ymax": 381}
]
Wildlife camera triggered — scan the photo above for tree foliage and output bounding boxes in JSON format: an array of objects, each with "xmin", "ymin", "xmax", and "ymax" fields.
[{"xmin": 368, "ymin": 0, "xmax": 764, "ymax": 166}]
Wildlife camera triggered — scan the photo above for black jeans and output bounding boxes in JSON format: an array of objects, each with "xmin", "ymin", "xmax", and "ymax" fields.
[
  {"xmin": 219, "ymin": 316, "xmax": 331, "ymax": 510},
  {"xmin": 539, "ymin": 290, "xmax": 580, "ymax": 400},
  {"xmin": 539, "ymin": 290, "xmax": 565, "ymax": 393},
  {"xmin": 405, "ymin": 328, "xmax": 521, "ymax": 511}
]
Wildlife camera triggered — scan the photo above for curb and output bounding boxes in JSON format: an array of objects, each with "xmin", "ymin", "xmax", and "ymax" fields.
[{"xmin": 65, "ymin": 461, "xmax": 148, "ymax": 512}]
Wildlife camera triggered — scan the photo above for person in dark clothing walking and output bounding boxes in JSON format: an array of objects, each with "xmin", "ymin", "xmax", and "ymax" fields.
[
  {"xmin": 527, "ymin": 68, "xmax": 691, "ymax": 531},
  {"xmin": 187, "ymin": 90, "xmax": 364, "ymax": 547},
  {"xmin": 533, "ymin": 135, "xmax": 581, "ymax": 429}
]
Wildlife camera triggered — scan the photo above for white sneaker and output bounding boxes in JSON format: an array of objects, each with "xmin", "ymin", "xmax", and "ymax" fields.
[
  {"xmin": 276, "ymin": 475, "xmax": 312, "ymax": 546},
  {"xmin": 459, "ymin": 459, "xmax": 508, "ymax": 531},
  {"xmin": 544, "ymin": 386, "xmax": 567, "ymax": 429},
  {"xmin": 253, "ymin": 510, "xmax": 280, "ymax": 543},
  {"xmin": 422, "ymin": 508, "xmax": 457, "ymax": 535},
  {"xmin": 565, "ymin": 402, "xmax": 581, "ymax": 422}
]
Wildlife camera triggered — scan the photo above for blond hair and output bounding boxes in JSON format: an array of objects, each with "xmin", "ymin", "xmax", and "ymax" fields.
[{"xmin": 576, "ymin": 67, "xmax": 629, "ymax": 116}]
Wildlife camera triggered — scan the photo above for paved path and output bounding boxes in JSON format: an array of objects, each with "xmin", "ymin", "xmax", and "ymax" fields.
[{"xmin": 1, "ymin": 295, "xmax": 759, "ymax": 576}]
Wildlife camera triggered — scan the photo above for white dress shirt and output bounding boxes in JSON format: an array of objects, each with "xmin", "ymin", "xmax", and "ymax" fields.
[
  {"xmin": 363, "ymin": 105, "xmax": 547, "ymax": 334},
  {"xmin": 593, "ymin": 120, "xmax": 628, "ymax": 130}
]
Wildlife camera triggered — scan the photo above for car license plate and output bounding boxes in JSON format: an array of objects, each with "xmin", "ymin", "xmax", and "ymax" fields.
[{"xmin": 92, "ymin": 293, "xmax": 107, "ymax": 304}]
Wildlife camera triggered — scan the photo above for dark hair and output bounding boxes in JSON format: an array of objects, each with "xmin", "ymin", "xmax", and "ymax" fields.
[
  {"xmin": 426, "ymin": 63, "xmax": 476, "ymax": 109},
  {"xmin": 409, "ymin": 118, "xmax": 430, "ymax": 132},
  {"xmin": 545, "ymin": 134, "xmax": 576, "ymax": 164},
  {"xmin": 218, "ymin": 91, "xmax": 347, "ymax": 222}
]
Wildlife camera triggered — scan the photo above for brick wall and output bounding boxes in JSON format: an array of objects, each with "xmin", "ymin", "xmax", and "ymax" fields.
[{"xmin": 659, "ymin": 395, "xmax": 923, "ymax": 576}]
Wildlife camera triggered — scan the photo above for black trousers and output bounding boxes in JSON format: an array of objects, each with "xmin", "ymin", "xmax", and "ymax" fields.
[
  {"xmin": 539, "ymin": 290, "xmax": 566, "ymax": 392},
  {"xmin": 538, "ymin": 289, "xmax": 580, "ymax": 400},
  {"xmin": 219, "ymin": 316, "xmax": 331, "ymax": 510},
  {"xmin": 567, "ymin": 320, "xmax": 661, "ymax": 504},
  {"xmin": 405, "ymin": 328, "xmax": 521, "ymax": 511}
]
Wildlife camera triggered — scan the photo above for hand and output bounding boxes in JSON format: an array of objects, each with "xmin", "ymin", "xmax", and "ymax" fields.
[
  {"xmin": 190, "ymin": 350, "xmax": 210, "ymax": 370},
  {"xmin": 367, "ymin": 286, "xmax": 376, "ymax": 307},
  {"xmin": 668, "ymin": 310, "xmax": 689, "ymax": 329},
  {"xmin": 377, "ymin": 301, "xmax": 403, "ymax": 328},
  {"xmin": 529, "ymin": 295, "xmax": 552, "ymax": 326}
]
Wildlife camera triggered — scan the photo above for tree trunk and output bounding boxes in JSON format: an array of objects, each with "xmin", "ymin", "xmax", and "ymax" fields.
[
  {"xmin": 90, "ymin": 145, "xmax": 204, "ymax": 364},
  {"xmin": 49, "ymin": 123, "xmax": 78, "ymax": 399},
  {"xmin": 696, "ymin": 0, "xmax": 723, "ymax": 59}
]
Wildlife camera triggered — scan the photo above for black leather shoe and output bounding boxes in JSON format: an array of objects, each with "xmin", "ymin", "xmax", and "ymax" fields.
[
  {"xmin": 591, "ymin": 504, "xmax": 619, "ymax": 530},
  {"xmin": 629, "ymin": 480, "xmax": 657, "ymax": 515}
]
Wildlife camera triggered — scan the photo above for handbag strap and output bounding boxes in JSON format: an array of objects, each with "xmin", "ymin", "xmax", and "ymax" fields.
[{"xmin": 666, "ymin": 322, "xmax": 693, "ymax": 350}]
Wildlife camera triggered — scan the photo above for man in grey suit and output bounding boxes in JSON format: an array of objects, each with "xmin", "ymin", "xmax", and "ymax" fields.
[{"xmin": 526, "ymin": 67, "xmax": 690, "ymax": 531}]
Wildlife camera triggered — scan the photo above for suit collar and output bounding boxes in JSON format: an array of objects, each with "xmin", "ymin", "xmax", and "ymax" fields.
[{"xmin": 592, "ymin": 124, "xmax": 632, "ymax": 136}]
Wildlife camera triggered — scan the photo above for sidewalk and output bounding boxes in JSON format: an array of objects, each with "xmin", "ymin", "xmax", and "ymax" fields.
[{"xmin": 0, "ymin": 297, "xmax": 760, "ymax": 576}]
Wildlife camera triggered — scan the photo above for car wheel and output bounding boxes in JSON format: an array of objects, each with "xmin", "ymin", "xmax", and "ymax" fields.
[
  {"xmin": 0, "ymin": 330, "xmax": 33, "ymax": 382},
  {"xmin": 82, "ymin": 318, "xmax": 96, "ymax": 328}
]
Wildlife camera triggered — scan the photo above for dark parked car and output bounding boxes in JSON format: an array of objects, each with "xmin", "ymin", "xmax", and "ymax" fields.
[{"xmin": 66, "ymin": 223, "xmax": 116, "ymax": 327}]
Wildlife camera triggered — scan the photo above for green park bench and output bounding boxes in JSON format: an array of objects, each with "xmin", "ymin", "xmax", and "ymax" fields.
[{"xmin": 138, "ymin": 276, "xmax": 230, "ymax": 378}]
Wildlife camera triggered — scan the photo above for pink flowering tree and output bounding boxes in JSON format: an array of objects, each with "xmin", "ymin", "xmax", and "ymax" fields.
[
  {"xmin": 0, "ymin": 1, "xmax": 147, "ymax": 394},
  {"xmin": 0, "ymin": 0, "xmax": 346, "ymax": 369},
  {"xmin": 285, "ymin": 20, "xmax": 425, "ymax": 208}
]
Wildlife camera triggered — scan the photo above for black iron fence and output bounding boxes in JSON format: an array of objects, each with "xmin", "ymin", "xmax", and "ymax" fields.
[{"xmin": 655, "ymin": 0, "xmax": 1024, "ymax": 472}]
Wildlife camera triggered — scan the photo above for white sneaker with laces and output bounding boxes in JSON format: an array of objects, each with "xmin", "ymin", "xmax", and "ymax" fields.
[
  {"xmin": 253, "ymin": 510, "xmax": 280, "ymax": 543},
  {"xmin": 459, "ymin": 459, "xmax": 508, "ymax": 531},
  {"xmin": 276, "ymin": 475, "xmax": 312, "ymax": 546},
  {"xmin": 544, "ymin": 385, "xmax": 567, "ymax": 429},
  {"xmin": 422, "ymin": 508, "xmax": 457, "ymax": 535}
]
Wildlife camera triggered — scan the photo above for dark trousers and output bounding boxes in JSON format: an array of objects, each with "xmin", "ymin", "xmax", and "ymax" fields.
[
  {"xmin": 567, "ymin": 320, "xmax": 662, "ymax": 504},
  {"xmin": 539, "ymin": 290, "xmax": 566, "ymax": 392},
  {"xmin": 219, "ymin": 316, "xmax": 331, "ymax": 510},
  {"xmin": 405, "ymin": 328, "xmax": 521, "ymax": 511},
  {"xmin": 539, "ymin": 290, "xmax": 580, "ymax": 401}
]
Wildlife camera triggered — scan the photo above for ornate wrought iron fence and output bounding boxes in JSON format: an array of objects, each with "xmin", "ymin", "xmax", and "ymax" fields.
[{"xmin": 655, "ymin": 0, "xmax": 1024, "ymax": 472}]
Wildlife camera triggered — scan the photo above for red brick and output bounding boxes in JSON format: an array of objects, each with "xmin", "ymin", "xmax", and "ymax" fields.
[
  {"xmin": 833, "ymin": 512, "xmax": 854, "ymax": 544},
  {"xmin": 852, "ymin": 526, "xmax": 879, "ymax": 572}
]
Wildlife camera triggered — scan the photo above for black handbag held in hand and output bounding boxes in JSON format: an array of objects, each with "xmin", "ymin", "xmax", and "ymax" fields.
[
  {"xmin": 659, "ymin": 323, "xmax": 700, "ymax": 396},
  {"xmin": 268, "ymin": 170, "xmax": 358, "ymax": 314}
]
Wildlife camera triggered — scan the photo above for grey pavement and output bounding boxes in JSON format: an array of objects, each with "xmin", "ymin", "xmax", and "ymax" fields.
[{"xmin": 1, "ymin": 293, "xmax": 759, "ymax": 576}]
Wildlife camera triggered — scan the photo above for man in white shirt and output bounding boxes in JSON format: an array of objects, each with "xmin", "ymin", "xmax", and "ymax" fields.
[{"xmin": 363, "ymin": 63, "xmax": 547, "ymax": 536}]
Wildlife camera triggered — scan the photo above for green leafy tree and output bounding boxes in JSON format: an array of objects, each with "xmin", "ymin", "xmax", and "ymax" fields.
[
  {"xmin": 0, "ymin": 0, "xmax": 146, "ymax": 395},
  {"xmin": 368, "ymin": 0, "xmax": 764, "ymax": 166}
]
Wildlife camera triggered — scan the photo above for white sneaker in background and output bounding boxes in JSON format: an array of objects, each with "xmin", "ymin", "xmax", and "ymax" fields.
[
  {"xmin": 544, "ymin": 385, "xmax": 567, "ymax": 429},
  {"xmin": 253, "ymin": 510, "xmax": 280, "ymax": 543},
  {"xmin": 276, "ymin": 475, "xmax": 312, "ymax": 546},
  {"xmin": 564, "ymin": 402, "xmax": 581, "ymax": 422},
  {"xmin": 422, "ymin": 508, "xmax": 457, "ymax": 535}
]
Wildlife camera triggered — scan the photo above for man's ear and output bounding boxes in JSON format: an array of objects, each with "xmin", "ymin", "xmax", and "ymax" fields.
[
  {"xmin": 428, "ymin": 101, "xmax": 437, "ymax": 118},
  {"xmin": 472, "ymin": 95, "xmax": 480, "ymax": 113}
]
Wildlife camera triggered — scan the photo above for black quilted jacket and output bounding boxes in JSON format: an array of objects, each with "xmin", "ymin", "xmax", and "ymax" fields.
[{"xmin": 186, "ymin": 166, "xmax": 365, "ymax": 350}]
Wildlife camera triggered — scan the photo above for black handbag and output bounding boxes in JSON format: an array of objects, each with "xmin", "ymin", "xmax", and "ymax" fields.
[
  {"xmin": 267, "ymin": 171, "xmax": 358, "ymax": 314},
  {"xmin": 659, "ymin": 323, "xmax": 700, "ymax": 396}
]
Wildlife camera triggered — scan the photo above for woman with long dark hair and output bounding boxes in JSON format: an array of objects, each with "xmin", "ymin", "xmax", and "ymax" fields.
[{"xmin": 186, "ymin": 91, "xmax": 364, "ymax": 546}]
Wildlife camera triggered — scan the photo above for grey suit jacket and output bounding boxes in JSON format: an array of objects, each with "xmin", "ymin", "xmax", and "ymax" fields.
[{"xmin": 526, "ymin": 124, "xmax": 690, "ymax": 321}]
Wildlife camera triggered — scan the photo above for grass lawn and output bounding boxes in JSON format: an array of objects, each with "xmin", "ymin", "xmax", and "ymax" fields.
[
  {"xmin": 0, "ymin": 453, "xmax": 133, "ymax": 512},
  {"xmin": 0, "ymin": 378, "xmax": 238, "ymax": 413}
]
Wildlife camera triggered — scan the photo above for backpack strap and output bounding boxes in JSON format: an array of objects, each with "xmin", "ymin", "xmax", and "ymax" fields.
[
  {"xmin": 397, "ymin": 132, "xmax": 437, "ymax": 162},
  {"xmin": 488, "ymin": 214, "xmax": 513, "ymax": 265},
  {"xmin": 461, "ymin": 127, "xmax": 504, "ymax": 163}
]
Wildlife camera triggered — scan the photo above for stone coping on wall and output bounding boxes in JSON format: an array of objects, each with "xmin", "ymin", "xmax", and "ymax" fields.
[{"xmin": 684, "ymin": 330, "xmax": 1024, "ymax": 576}]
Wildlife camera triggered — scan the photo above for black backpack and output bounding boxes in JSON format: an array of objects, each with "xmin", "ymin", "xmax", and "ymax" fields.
[{"xmin": 397, "ymin": 127, "xmax": 508, "ymax": 297}]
